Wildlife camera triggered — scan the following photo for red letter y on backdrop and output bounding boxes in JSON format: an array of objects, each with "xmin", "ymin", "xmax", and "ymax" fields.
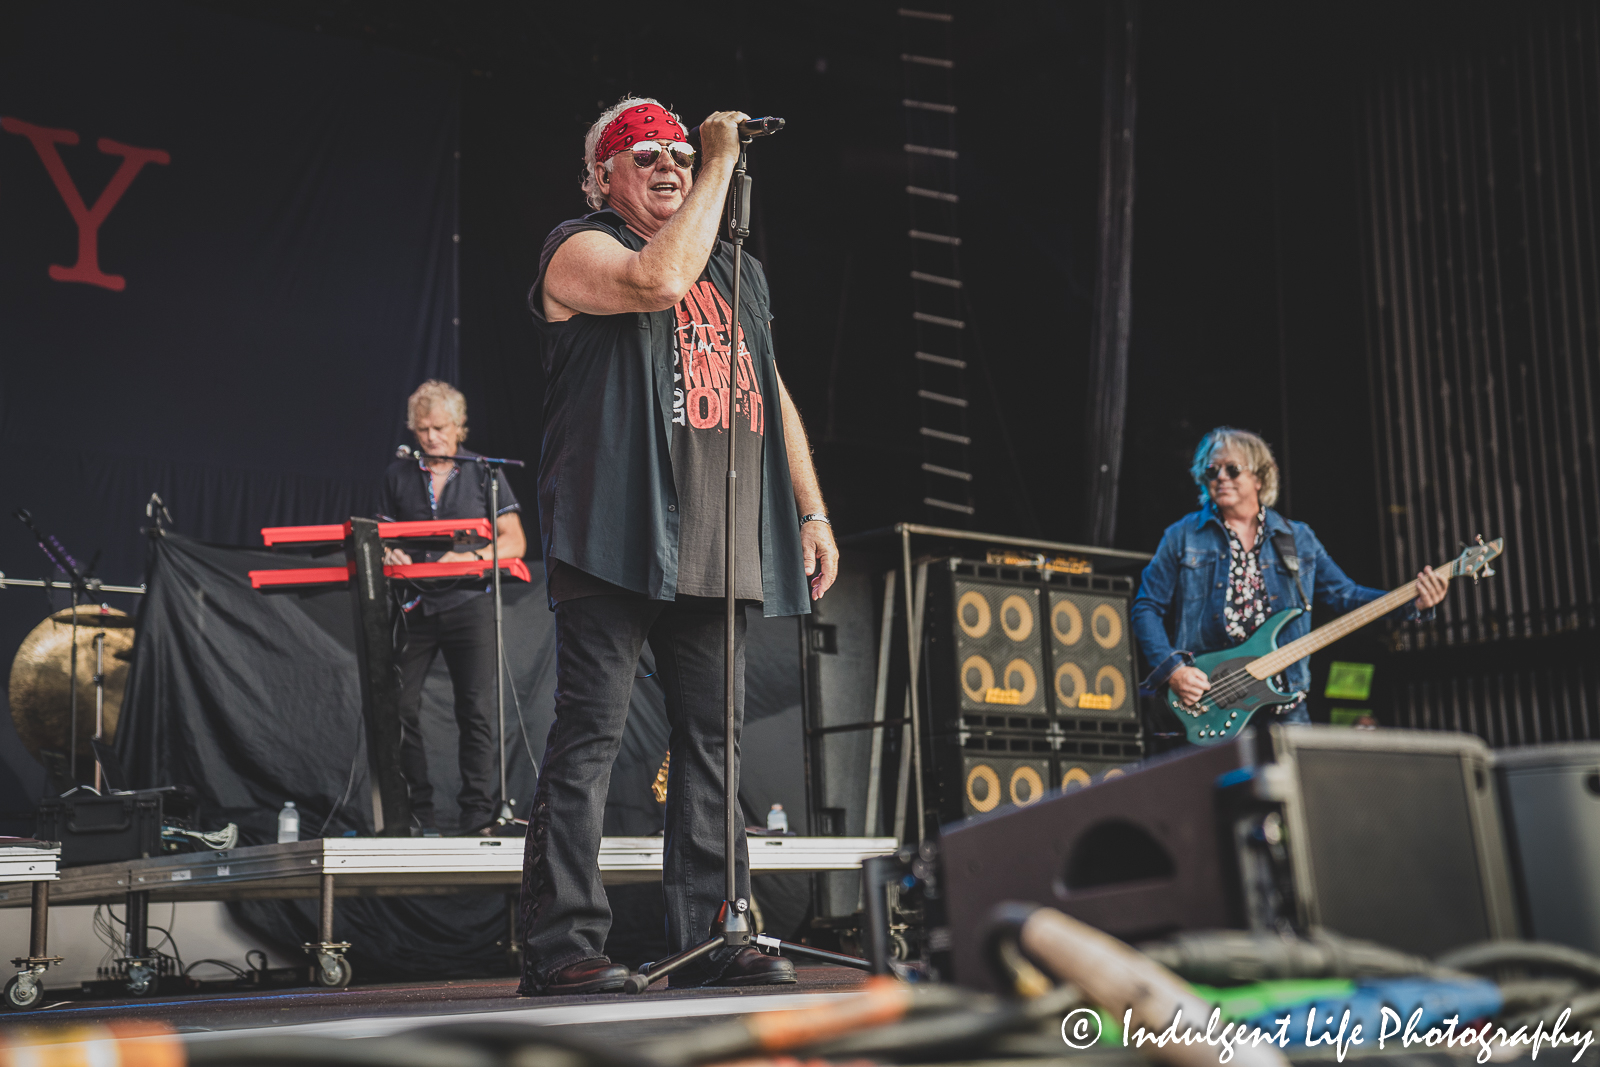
[{"xmin": 1, "ymin": 117, "xmax": 170, "ymax": 292}]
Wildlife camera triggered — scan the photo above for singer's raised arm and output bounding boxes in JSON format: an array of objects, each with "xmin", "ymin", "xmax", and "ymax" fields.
[{"xmin": 543, "ymin": 111, "xmax": 746, "ymax": 321}]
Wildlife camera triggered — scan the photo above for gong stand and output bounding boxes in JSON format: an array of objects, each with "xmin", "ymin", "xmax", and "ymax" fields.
[{"xmin": 13, "ymin": 509, "xmax": 102, "ymax": 792}]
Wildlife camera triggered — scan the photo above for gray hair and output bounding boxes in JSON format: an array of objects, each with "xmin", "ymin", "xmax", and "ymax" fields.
[
  {"xmin": 406, "ymin": 379, "xmax": 468, "ymax": 441},
  {"xmin": 581, "ymin": 95, "xmax": 684, "ymax": 210},
  {"xmin": 1190, "ymin": 426, "xmax": 1280, "ymax": 508}
]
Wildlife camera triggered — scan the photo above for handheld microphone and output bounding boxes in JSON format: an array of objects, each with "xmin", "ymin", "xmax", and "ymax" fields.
[{"xmin": 687, "ymin": 116, "xmax": 786, "ymax": 145}]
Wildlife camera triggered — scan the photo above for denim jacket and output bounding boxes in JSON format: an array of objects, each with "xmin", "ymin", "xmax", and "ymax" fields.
[{"xmin": 1131, "ymin": 504, "xmax": 1423, "ymax": 698}]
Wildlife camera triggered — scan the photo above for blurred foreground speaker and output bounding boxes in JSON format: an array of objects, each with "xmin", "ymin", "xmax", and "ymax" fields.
[
  {"xmin": 1495, "ymin": 742, "xmax": 1600, "ymax": 954},
  {"xmin": 934, "ymin": 726, "xmax": 1516, "ymax": 989}
]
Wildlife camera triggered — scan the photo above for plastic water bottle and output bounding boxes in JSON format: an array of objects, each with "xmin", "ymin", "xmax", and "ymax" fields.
[
  {"xmin": 277, "ymin": 801, "xmax": 300, "ymax": 844},
  {"xmin": 766, "ymin": 803, "xmax": 788, "ymax": 835}
]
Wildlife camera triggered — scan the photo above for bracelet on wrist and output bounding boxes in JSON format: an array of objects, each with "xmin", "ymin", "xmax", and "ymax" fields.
[{"xmin": 799, "ymin": 513, "xmax": 830, "ymax": 527}]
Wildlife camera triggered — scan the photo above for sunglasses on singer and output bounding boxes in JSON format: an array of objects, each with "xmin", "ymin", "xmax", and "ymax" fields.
[{"xmin": 628, "ymin": 141, "xmax": 697, "ymax": 169}]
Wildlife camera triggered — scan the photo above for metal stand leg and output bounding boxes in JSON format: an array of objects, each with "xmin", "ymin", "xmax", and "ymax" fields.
[
  {"xmin": 861, "ymin": 854, "xmax": 897, "ymax": 975},
  {"xmin": 752, "ymin": 933, "xmax": 871, "ymax": 971},
  {"xmin": 4, "ymin": 882, "xmax": 62, "ymax": 1010},
  {"xmin": 503, "ymin": 893, "xmax": 521, "ymax": 971},
  {"xmin": 118, "ymin": 890, "xmax": 160, "ymax": 997},
  {"xmin": 30, "ymin": 882, "xmax": 48, "ymax": 962},
  {"xmin": 302, "ymin": 873, "xmax": 352, "ymax": 989}
]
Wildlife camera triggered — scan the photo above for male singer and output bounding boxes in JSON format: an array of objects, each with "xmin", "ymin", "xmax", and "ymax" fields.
[
  {"xmin": 379, "ymin": 379, "xmax": 525, "ymax": 836},
  {"xmin": 516, "ymin": 99, "xmax": 838, "ymax": 994}
]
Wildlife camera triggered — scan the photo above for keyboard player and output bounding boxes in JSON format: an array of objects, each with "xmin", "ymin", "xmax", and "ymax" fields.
[{"xmin": 379, "ymin": 379, "xmax": 526, "ymax": 836}]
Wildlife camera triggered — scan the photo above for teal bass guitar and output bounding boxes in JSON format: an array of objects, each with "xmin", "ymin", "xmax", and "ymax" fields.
[{"xmin": 1166, "ymin": 537, "xmax": 1504, "ymax": 745}]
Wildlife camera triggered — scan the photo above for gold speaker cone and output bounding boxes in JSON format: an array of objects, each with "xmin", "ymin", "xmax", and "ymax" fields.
[
  {"xmin": 1060, "ymin": 766, "xmax": 1092, "ymax": 792},
  {"xmin": 966, "ymin": 764, "xmax": 1001, "ymax": 813},
  {"xmin": 1010, "ymin": 765, "xmax": 1044, "ymax": 806},
  {"xmin": 1093, "ymin": 665, "xmax": 1128, "ymax": 710},
  {"xmin": 957, "ymin": 590, "xmax": 991, "ymax": 639},
  {"xmin": 1054, "ymin": 662, "xmax": 1087, "ymax": 707},
  {"xmin": 1003, "ymin": 659, "xmax": 1038, "ymax": 704},
  {"xmin": 1103, "ymin": 768, "xmax": 1126, "ymax": 780},
  {"xmin": 999, "ymin": 593, "xmax": 1034, "ymax": 642},
  {"xmin": 960, "ymin": 655, "xmax": 995, "ymax": 702},
  {"xmin": 1091, "ymin": 603, "xmax": 1123, "ymax": 649},
  {"xmin": 1051, "ymin": 599, "xmax": 1083, "ymax": 646}
]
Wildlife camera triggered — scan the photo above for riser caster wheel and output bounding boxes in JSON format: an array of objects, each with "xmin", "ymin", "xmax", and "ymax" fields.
[
  {"xmin": 313, "ymin": 956, "xmax": 352, "ymax": 989},
  {"xmin": 4, "ymin": 974, "xmax": 42, "ymax": 1010}
]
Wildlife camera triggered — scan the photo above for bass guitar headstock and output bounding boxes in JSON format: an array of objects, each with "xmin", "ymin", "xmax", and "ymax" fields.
[{"xmin": 1451, "ymin": 535, "xmax": 1505, "ymax": 583}]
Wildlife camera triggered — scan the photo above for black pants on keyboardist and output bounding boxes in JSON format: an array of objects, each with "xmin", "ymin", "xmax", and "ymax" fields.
[{"xmin": 396, "ymin": 593, "xmax": 498, "ymax": 834}]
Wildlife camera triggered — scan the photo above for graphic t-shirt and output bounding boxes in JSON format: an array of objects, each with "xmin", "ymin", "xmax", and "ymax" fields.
[
  {"xmin": 671, "ymin": 278, "xmax": 765, "ymax": 600},
  {"xmin": 528, "ymin": 209, "xmax": 809, "ymax": 614}
]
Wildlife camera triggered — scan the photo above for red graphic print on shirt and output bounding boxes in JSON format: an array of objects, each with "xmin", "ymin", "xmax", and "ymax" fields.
[{"xmin": 672, "ymin": 280, "xmax": 765, "ymax": 436}]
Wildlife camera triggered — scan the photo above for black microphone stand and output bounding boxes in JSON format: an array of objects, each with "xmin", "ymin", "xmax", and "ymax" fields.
[
  {"xmin": 14, "ymin": 510, "xmax": 100, "ymax": 792},
  {"xmin": 405, "ymin": 448, "xmax": 525, "ymax": 830},
  {"xmin": 623, "ymin": 130, "xmax": 869, "ymax": 993},
  {"xmin": 622, "ymin": 134, "xmax": 757, "ymax": 994}
]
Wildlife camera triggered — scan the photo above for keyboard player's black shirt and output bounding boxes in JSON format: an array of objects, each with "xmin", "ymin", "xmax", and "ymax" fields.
[{"xmin": 378, "ymin": 449, "xmax": 520, "ymax": 616}]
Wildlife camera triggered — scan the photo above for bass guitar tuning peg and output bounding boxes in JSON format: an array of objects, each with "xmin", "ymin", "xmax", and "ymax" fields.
[{"xmin": 1476, "ymin": 533, "xmax": 1486, "ymax": 545}]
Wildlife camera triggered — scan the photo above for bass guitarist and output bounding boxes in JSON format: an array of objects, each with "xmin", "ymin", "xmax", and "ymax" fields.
[{"xmin": 1132, "ymin": 427, "xmax": 1449, "ymax": 734}]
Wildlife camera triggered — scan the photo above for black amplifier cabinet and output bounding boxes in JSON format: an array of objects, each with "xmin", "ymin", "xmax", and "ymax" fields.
[
  {"xmin": 929, "ymin": 728, "xmax": 1056, "ymax": 823},
  {"xmin": 36, "ymin": 787, "xmax": 197, "ymax": 868},
  {"xmin": 1040, "ymin": 570, "xmax": 1137, "ymax": 726},
  {"xmin": 923, "ymin": 560, "xmax": 1140, "ymax": 738},
  {"xmin": 923, "ymin": 560, "xmax": 1051, "ymax": 731},
  {"xmin": 930, "ymin": 721, "xmax": 1143, "ymax": 824}
]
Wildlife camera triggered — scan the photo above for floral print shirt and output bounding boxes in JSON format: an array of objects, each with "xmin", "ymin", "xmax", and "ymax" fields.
[
  {"xmin": 1222, "ymin": 510, "xmax": 1270, "ymax": 643},
  {"xmin": 1221, "ymin": 508, "xmax": 1302, "ymax": 710}
]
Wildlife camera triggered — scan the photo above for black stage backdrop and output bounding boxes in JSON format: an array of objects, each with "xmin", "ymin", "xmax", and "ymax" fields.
[
  {"xmin": 0, "ymin": 2, "xmax": 458, "ymax": 813},
  {"xmin": 118, "ymin": 534, "xmax": 807, "ymax": 977}
]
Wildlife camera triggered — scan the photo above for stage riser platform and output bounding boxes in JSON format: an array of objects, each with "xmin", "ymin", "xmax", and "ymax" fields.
[{"xmin": 0, "ymin": 836, "xmax": 896, "ymax": 909}]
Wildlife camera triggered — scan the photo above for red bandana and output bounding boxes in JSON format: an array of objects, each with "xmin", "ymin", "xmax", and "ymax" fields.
[{"xmin": 594, "ymin": 103, "xmax": 687, "ymax": 162}]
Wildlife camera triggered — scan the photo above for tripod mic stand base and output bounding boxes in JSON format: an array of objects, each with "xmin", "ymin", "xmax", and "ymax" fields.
[
  {"xmin": 624, "ymin": 898, "xmax": 751, "ymax": 994},
  {"xmin": 752, "ymin": 932, "xmax": 872, "ymax": 971}
]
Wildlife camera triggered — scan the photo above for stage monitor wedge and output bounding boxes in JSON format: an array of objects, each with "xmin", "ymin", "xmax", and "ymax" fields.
[
  {"xmin": 1275, "ymin": 726, "xmax": 1517, "ymax": 958},
  {"xmin": 1495, "ymin": 742, "xmax": 1600, "ymax": 954},
  {"xmin": 933, "ymin": 726, "xmax": 1518, "ymax": 990}
]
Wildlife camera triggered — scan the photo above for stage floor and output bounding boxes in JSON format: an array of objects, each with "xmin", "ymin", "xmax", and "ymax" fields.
[{"xmin": 5, "ymin": 961, "xmax": 870, "ymax": 1040}]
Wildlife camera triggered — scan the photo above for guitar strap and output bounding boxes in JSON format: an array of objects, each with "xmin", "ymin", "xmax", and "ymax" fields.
[{"xmin": 1272, "ymin": 530, "xmax": 1312, "ymax": 610}]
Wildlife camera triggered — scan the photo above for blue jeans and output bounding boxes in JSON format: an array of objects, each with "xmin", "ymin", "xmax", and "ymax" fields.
[{"xmin": 516, "ymin": 593, "xmax": 751, "ymax": 990}]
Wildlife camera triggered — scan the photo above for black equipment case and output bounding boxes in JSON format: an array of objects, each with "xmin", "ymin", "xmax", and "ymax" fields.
[{"xmin": 35, "ymin": 788, "xmax": 198, "ymax": 868}]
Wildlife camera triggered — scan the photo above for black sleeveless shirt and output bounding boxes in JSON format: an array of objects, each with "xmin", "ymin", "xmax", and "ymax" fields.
[{"xmin": 527, "ymin": 209, "xmax": 808, "ymax": 616}]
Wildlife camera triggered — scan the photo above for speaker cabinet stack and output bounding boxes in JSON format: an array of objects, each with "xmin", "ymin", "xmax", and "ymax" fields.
[{"xmin": 922, "ymin": 559, "xmax": 1143, "ymax": 824}]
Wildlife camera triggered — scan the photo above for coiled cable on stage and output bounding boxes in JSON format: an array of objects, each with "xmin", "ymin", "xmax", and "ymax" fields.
[
  {"xmin": 1134, "ymin": 927, "xmax": 1469, "ymax": 984},
  {"xmin": 1436, "ymin": 939, "xmax": 1600, "ymax": 1032}
]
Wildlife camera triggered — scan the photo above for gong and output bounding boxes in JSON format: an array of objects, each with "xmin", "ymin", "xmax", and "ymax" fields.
[{"xmin": 8, "ymin": 605, "xmax": 135, "ymax": 765}]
